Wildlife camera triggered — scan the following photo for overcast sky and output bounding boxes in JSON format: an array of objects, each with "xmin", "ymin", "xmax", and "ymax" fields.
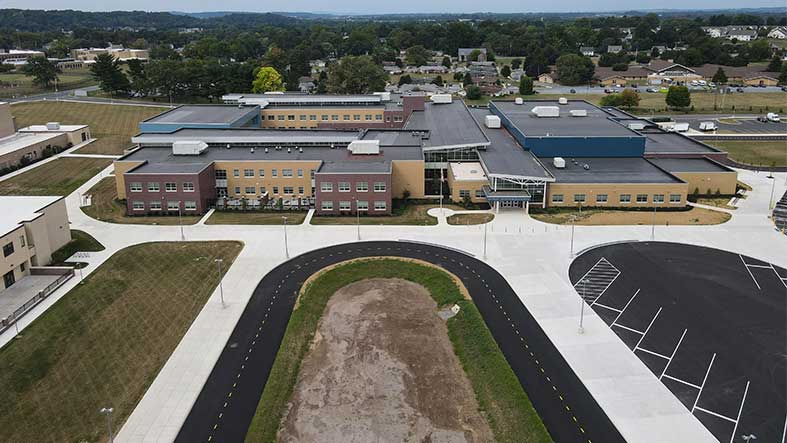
[{"xmin": 3, "ymin": 0, "xmax": 785, "ymax": 14}]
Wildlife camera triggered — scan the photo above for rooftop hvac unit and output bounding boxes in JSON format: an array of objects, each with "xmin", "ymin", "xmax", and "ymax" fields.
[
  {"xmin": 558, "ymin": 97, "xmax": 568, "ymax": 105},
  {"xmin": 553, "ymin": 157, "xmax": 566, "ymax": 169},
  {"xmin": 373, "ymin": 91, "xmax": 391, "ymax": 101},
  {"xmin": 531, "ymin": 106, "xmax": 560, "ymax": 118},
  {"xmin": 347, "ymin": 139, "xmax": 380, "ymax": 155},
  {"xmin": 431, "ymin": 94, "xmax": 453, "ymax": 104},
  {"xmin": 45, "ymin": 122, "xmax": 60, "ymax": 130},
  {"xmin": 627, "ymin": 122, "xmax": 645, "ymax": 130},
  {"xmin": 569, "ymin": 109, "xmax": 588, "ymax": 117},
  {"xmin": 173, "ymin": 140, "xmax": 208, "ymax": 156},
  {"xmin": 514, "ymin": 97, "xmax": 524, "ymax": 105},
  {"xmin": 484, "ymin": 115, "xmax": 501, "ymax": 129}
]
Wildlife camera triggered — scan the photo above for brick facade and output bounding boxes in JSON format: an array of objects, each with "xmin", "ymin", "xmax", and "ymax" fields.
[
  {"xmin": 314, "ymin": 172, "xmax": 392, "ymax": 215},
  {"xmin": 124, "ymin": 165, "xmax": 216, "ymax": 215}
]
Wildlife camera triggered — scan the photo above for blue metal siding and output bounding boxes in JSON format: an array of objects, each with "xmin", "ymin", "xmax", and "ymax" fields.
[
  {"xmin": 526, "ymin": 137, "xmax": 645, "ymax": 157},
  {"xmin": 489, "ymin": 102, "xmax": 529, "ymax": 148}
]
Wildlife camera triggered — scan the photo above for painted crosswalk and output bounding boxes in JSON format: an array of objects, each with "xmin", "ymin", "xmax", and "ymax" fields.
[{"xmin": 573, "ymin": 258, "xmax": 620, "ymax": 304}]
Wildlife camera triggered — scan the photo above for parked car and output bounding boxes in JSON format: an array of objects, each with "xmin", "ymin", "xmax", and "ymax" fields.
[
  {"xmin": 781, "ymin": 86, "xmax": 787, "ymax": 92},
  {"xmin": 645, "ymin": 87, "xmax": 658, "ymax": 93},
  {"xmin": 767, "ymin": 113, "xmax": 781, "ymax": 122},
  {"xmin": 757, "ymin": 115, "xmax": 768, "ymax": 122},
  {"xmin": 569, "ymin": 89, "xmax": 576, "ymax": 94},
  {"xmin": 604, "ymin": 88, "xmax": 613, "ymax": 94},
  {"xmin": 699, "ymin": 121, "xmax": 718, "ymax": 131},
  {"xmin": 736, "ymin": 88, "xmax": 744, "ymax": 93}
]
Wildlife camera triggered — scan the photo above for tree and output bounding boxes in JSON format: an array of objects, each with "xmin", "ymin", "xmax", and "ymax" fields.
[
  {"xmin": 500, "ymin": 65, "xmax": 511, "ymax": 77},
  {"xmin": 518, "ymin": 75, "xmax": 534, "ymax": 95},
  {"xmin": 468, "ymin": 49, "xmax": 482, "ymax": 62},
  {"xmin": 432, "ymin": 75, "xmax": 444, "ymax": 86},
  {"xmin": 511, "ymin": 58, "xmax": 522, "ymax": 70},
  {"xmin": 766, "ymin": 56, "xmax": 782, "ymax": 73},
  {"xmin": 261, "ymin": 47, "xmax": 288, "ymax": 73},
  {"xmin": 442, "ymin": 56, "xmax": 452, "ymax": 69},
  {"xmin": 398, "ymin": 74, "xmax": 412, "ymax": 87},
  {"xmin": 89, "ymin": 53, "xmax": 129, "ymax": 95},
  {"xmin": 23, "ymin": 56, "xmax": 59, "ymax": 89},
  {"xmin": 462, "ymin": 72, "xmax": 474, "ymax": 87},
  {"xmin": 555, "ymin": 54, "xmax": 595, "ymax": 86},
  {"xmin": 325, "ymin": 56, "xmax": 388, "ymax": 94},
  {"xmin": 251, "ymin": 66, "xmax": 284, "ymax": 93},
  {"xmin": 612, "ymin": 63, "xmax": 629, "ymax": 71},
  {"xmin": 779, "ymin": 64, "xmax": 787, "ymax": 85},
  {"xmin": 465, "ymin": 85, "xmax": 482, "ymax": 100},
  {"xmin": 666, "ymin": 85, "xmax": 691, "ymax": 109},
  {"xmin": 712, "ymin": 67, "xmax": 728, "ymax": 84},
  {"xmin": 619, "ymin": 89, "xmax": 640, "ymax": 108},
  {"xmin": 747, "ymin": 39, "xmax": 772, "ymax": 62},
  {"xmin": 635, "ymin": 52, "xmax": 651, "ymax": 64},
  {"xmin": 127, "ymin": 58, "xmax": 149, "ymax": 96},
  {"xmin": 405, "ymin": 45, "xmax": 430, "ymax": 67}
]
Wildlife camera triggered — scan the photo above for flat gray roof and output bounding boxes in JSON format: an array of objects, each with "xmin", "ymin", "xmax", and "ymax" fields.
[
  {"xmin": 642, "ymin": 131, "xmax": 721, "ymax": 154},
  {"xmin": 648, "ymin": 158, "xmax": 734, "ymax": 173},
  {"xmin": 132, "ymin": 128, "xmax": 362, "ymax": 145},
  {"xmin": 492, "ymin": 100, "xmax": 638, "ymax": 137},
  {"xmin": 404, "ymin": 101, "xmax": 489, "ymax": 149},
  {"xmin": 541, "ymin": 157, "xmax": 683, "ymax": 184},
  {"xmin": 143, "ymin": 105, "xmax": 259, "ymax": 125},
  {"xmin": 469, "ymin": 108, "xmax": 553, "ymax": 181}
]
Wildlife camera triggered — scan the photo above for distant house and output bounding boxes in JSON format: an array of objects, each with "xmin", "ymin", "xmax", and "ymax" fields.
[
  {"xmin": 703, "ymin": 26, "xmax": 760, "ymax": 41},
  {"xmin": 768, "ymin": 27, "xmax": 787, "ymax": 40},
  {"xmin": 580, "ymin": 47, "xmax": 595, "ymax": 57},
  {"xmin": 457, "ymin": 48, "xmax": 487, "ymax": 63},
  {"xmin": 418, "ymin": 65, "xmax": 448, "ymax": 74},
  {"xmin": 298, "ymin": 76, "xmax": 315, "ymax": 93},
  {"xmin": 672, "ymin": 45, "xmax": 688, "ymax": 52},
  {"xmin": 537, "ymin": 72, "xmax": 558, "ymax": 84},
  {"xmin": 607, "ymin": 45, "xmax": 624, "ymax": 54},
  {"xmin": 468, "ymin": 61, "xmax": 497, "ymax": 77},
  {"xmin": 727, "ymin": 29, "xmax": 757, "ymax": 42},
  {"xmin": 651, "ymin": 46, "xmax": 667, "ymax": 55},
  {"xmin": 510, "ymin": 69, "xmax": 526, "ymax": 81}
]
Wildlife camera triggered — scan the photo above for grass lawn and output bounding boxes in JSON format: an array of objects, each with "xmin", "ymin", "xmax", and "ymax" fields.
[
  {"xmin": 447, "ymin": 212, "xmax": 495, "ymax": 225},
  {"xmin": 205, "ymin": 210, "xmax": 307, "ymax": 225},
  {"xmin": 81, "ymin": 177, "xmax": 201, "ymax": 225},
  {"xmin": 0, "ymin": 241, "xmax": 243, "ymax": 443},
  {"xmin": 50, "ymin": 230, "xmax": 105, "ymax": 266},
  {"xmin": 311, "ymin": 202, "xmax": 464, "ymax": 225},
  {"xmin": 0, "ymin": 157, "xmax": 112, "ymax": 196},
  {"xmin": 0, "ymin": 69, "xmax": 95, "ymax": 98},
  {"xmin": 530, "ymin": 206, "xmax": 731, "ymax": 225},
  {"xmin": 9, "ymin": 101, "xmax": 167, "ymax": 155},
  {"xmin": 245, "ymin": 258, "xmax": 550, "ymax": 443},
  {"xmin": 703, "ymin": 140, "xmax": 787, "ymax": 167}
]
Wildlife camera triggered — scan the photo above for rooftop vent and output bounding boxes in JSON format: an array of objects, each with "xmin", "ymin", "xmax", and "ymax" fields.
[
  {"xmin": 264, "ymin": 147, "xmax": 269, "ymax": 153},
  {"xmin": 484, "ymin": 115, "xmax": 501, "ymax": 129},
  {"xmin": 583, "ymin": 164, "xmax": 590, "ymax": 170},
  {"xmin": 173, "ymin": 140, "xmax": 208, "ymax": 156},
  {"xmin": 627, "ymin": 122, "xmax": 645, "ymax": 130},
  {"xmin": 45, "ymin": 122, "xmax": 60, "ymax": 130},
  {"xmin": 347, "ymin": 139, "xmax": 380, "ymax": 155},
  {"xmin": 569, "ymin": 109, "xmax": 588, "ymax": 117},
  {"xmin": 299, "ymin": 147, "xmax": 303, "ymax": 153},
  {"xmin": 287, "ymin": 147, "xmax": 291, "ymax": 153},
  {"xmin": 558, "ymin": 97, "xmax": 568, "ymax": 105},
  {"xmin": 531, "ymin": 106, "xmax": 560, "ymax": 118},
  {"xmin": 250, "ymin": 147, "xmax": 255, "ymax": 153},
  {"xmin": 431, "ymin": 94, "xmax": 452, "ymax": 104},
  {"xmin": 553, "ymin": 157, "xmax": 566, "ymax": 169}
]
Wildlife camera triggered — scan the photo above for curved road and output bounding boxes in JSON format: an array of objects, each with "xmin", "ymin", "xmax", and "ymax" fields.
[{"xmin": 176, "ymin": 241, "xmax": 625, "ymax": 443}]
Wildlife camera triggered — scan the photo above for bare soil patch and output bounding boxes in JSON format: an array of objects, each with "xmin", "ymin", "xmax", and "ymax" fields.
[{"xmin": 278, "ymin": 278, "xmax": 492, "ymax": 443}]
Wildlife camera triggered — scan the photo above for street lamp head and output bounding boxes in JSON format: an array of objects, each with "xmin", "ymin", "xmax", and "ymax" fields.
[
  {"xmin": 100, "ymin": 407, "xmax": 113, "ymax": 414},
  {"xmin": 214, "ymin": 258, "xmax": 223, "ymax": 263}
]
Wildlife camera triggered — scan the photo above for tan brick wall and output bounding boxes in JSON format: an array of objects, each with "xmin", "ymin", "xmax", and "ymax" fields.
[
  {"xmin": 0, "ymin": 226, "xmax": 32, "ymax": 287},
  {"xmin": 446, "ymin": 169, "xmax": 487, "ymax": 203},
  {"xmin": 675, "ymin": 171, "xmax": 738, "ymax": 195},
  {"xmin": 546, "ymin": 182, "xmax": 689, "ymax": 208},
  {"xmin": 391, "ymin": 160, "xmax": 425, "ymax": 198},
  {"xmin": 0, "ymin": 133, "xmax": 69, "ymax": 170},
  {"xmin": 214, "ymin": 160, "xmax": 322, "ymax": 199},
  {"xmin": 260, "ymin": 107, "xmax": 385, "ymax": 128},
  {"xmin": 114, "ymin": 160, "xmax": 145, "ymax": 199}
]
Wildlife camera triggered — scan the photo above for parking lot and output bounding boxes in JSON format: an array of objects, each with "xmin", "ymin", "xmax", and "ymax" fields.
[
  {"xmin": 676, "ymin": 115, "xmax": 787, "ymax": 134},
  {"xmin": 570, "ymin": 241, "xmax": 786, "ymax": 443}
]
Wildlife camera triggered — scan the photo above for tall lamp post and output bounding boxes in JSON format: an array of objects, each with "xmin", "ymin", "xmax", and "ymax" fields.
[
  {"xmin": 100, "ymin": 407, "xmax": 114, "ymax": 443},
  {"xmin": 769, "ymin": 177, "xmax": 776, "ymax": 210},
  {"xmin": 579, "ymin": 278, "xmax": 590, "ymax": 334},
  {"xmin": 178, "ymin": 202, "xmax": 185, "ymax": 241},
  {"xmin": 355, "ymin": 199, "xmax": 361, "ymax": 241},
  {"xmin": 570, "ymin": 215, "xmax": 576, "ymax": 257},
  {"xmin": 215, "ymin": 258, "xmax": 225, "ymax": 307},
  {"xmin": 651, "ymin": 204, "xmax": 657, "ymax": 241},
  {"xmin": 483, "ymin": 220, "xmax": 488, "ymax": 260},
  {"xmin": 282, "ymin": 216, "xmax": 289, "ymax": 259}
]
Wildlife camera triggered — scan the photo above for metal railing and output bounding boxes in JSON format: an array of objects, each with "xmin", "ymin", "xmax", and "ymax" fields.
[{"xmin": 0, "ymin": 268, "xmax": 75, "ymax": 335}]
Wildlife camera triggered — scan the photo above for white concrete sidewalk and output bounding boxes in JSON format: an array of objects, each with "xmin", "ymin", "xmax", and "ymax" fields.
[{"xmin": 9, "ymin": 166, "xmax": 786, "ymax": 443}]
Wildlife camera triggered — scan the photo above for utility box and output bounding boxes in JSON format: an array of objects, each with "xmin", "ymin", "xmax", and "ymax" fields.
[
  {"xmin": 553, "ymin": 157, "xmax": 566, "ymax": 168},
  {"xmin": 569, "ymin": 109, "xmax": 588, "ymax": 117},
  {"xmin": 347, "ymin": 139, "xmax": 380, "ymax": 155},
  {"xmin": 45, "ymin": 122, "xmax": 60, "ymax": 130},
  {"xmin": 173, "ymin": 140, "xmax": 208, "ymax": 156},
  {"xmin": 531, "ymin": 106, "xmax": 560, "ymax": 118},
  {"xmin": 484, "ymin": 115, "xmax": 501, "ymax": 128},
  {"xmin": 558, "ymin": 97, "xmax": 568, "ymax": 105},
  {"xmin": 431, "ymin": 94, "xmax": 453, "ymax": 104}
]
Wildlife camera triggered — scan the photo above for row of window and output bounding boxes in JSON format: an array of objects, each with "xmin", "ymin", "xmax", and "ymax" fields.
[
  {"xmin": 224, "ymin": 168, "xmax": 315, "ymax": 179},
  {"xmin": 130, "ymin": 182, "xmax": 194, "ymax": 193},
  {"xmin": 458, "ymin": 189, "xmax": 485, "ymax": 199},
  {"xmin": 551, "ymin": 194, "xmax": 682, "ymax": 204},
  {"xmin": 234, "ymin": 186, "xmax": 306, "ymax": 195},
  {"xmin": 270, "ymin": 113, "xmax": 384, "ymax": 122},
  {"xmin": 131, "ymin": 201, "xmax": 197, "ymax": 211},
  {"xmin": 320, "ymin": 201, "xmax": 387, "ymax": 211},
  {"xmin": 320, "ymin": 182, "xmax": 386, "ymax": 193}
]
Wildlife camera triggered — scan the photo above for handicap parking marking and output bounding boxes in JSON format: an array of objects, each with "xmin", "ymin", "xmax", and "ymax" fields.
[{"xmin": 574, "ymin": 257, "xmax": 621, "ymax": 305}]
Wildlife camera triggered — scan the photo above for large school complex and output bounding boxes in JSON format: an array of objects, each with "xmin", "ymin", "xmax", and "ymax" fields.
[{"xmin": 114, "ymin": 93, "xmax": 737, "ymax": 216}]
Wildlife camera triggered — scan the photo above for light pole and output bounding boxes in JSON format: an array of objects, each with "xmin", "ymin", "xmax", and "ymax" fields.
[
  {"xmin": 282, "ymin": 216, "xmax": 289, "ymax": 259},
  {"xmin": 355, "ymin": 199, "xmax": 360, "ymax": 241},
  {"xmin": 78, "ymin": 264, "xmax": 85, "ymax": 284},
  {"xmin": 215, "ymin": 258, "xmax": 225, "ymax": 308},
  {"xmin": 570, "ymin": 215, "xmax": 576, "ymax": 257},
  {"xmin": 579, "ymin": 278, "xmax": 590, "ymax": 334},
  {"xmin": 741, "ymin": 435, "xmax": 757, "ymax": 442},
  {"xmin": 651, "ymin": 205, "xmax": 657, "ymax": 241},
  {"xmin": 483, "ymin": 220, "xmax": 488, "ymax": 260},
  {"xmin": 178, "ymin": 203, "xmax": 185, "ymax": 241},
  {"xmin": 769, "ymin": 177, "xmax": 776, "ymax": 210},
  {"xmin": 100, "ymin": 407, "xmax": 114, "ymax": 443},
  {"xmin": 439, "ymin": 169, "xmax": 444, "ymax": 213}
]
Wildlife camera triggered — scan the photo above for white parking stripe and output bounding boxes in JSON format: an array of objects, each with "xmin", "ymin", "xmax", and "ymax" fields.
[
  {"xmin": 729, "ymin": 381, "xmax": 750, "ymax": 443},
  {"xmin": 660, "ymin": 329, "xmax": 688, "ymax": 380},
  {"xmin": 611, "ymin": 323, "xmax": 644, "ymax": 335},
  {"xmin": 691, "ymin": 353, "xmax": 717, "ymax": 413},
  {"xmin": 694, "ymin": 406, "xmax": 737, "ymax": 423},
  {"xmin": 634, "ymin": 307, "xmax": 663, "ymax": 351},
  {"xmin": 593, "ymin": 302, "xmax": 622, "ymax": 313},
  {"xmin": 611, "ymin": 289, "xmax": 640, "ymax": 326},
  {"xmin": 636, "ymin": 347, "xmax": 671, "ymax": 360},
  {"xmin": 740, "ymin": 255, "xmax": 761, "ymax": 290},
  {"xmin": 662, "ymin": 374, "xmax": 702, "ymax": 390}
]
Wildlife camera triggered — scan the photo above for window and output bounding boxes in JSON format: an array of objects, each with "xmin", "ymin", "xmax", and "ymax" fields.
[
  {"xmin": 620, "ymin": 194, "xmax": 631, "ymax": 204},
  {"xmin": 357, "ymin": 200, "xmax": 369, "ymax": 211},
  {"xmin": 165, "ymin": 182, "xmax": 177, "ymax": 192},
  {"xmin": 636, "ymin": 194, "xmax": 648, "ymax": 203},
  {"xmin": 475, "ymin": 189, "xmax": 484, "ymax": 198},
  {"xmin": 215, "ymin": 169, "xmax": 227, "ymax": 180},
  {"xmin": 282, "ymin": 169, "xmax": 293, "ymax": 177},
  {"xmin": 596, "ymin": 194, "xmax": 608, "ymax": 203},
  {"xmin": 552, "ymin": 194, "xmax": 564, "ymax": 203},
  {"xmin": 356, "ymin": 182, "xmax": 368, "ymax": 192},
  {"xmin": 343, "ymin": 115, "xmax": 350, "ymax": 121},
  {"xmin": 670, "ymin": 194, "xmax": 682, "ymax": 204},
  {"xmin": 277, "ymin": 115, "xmax": 285, "ymax": 121},
  {"xmin": 147, "ymin": 182, "xmax": 160, "ymax": 192},
  {"xmin": 365, "ymin": 114, "xmax": 372, "ymax": 121},
  {"xmin": 375, "ymin": 114, "xmax": 383, "ymax": 121},
  {"xmin": 183, "ymin": 182, "xmax": 194, "ymax": 192},
  {"xmin": 339, "ymin": 201, "xmax": 351, "ymax": 211},
  {"xmin": 374, "ymin": 182, "xmax": 386, "ymax": 192},
  {"xmin": 245, "ymin": 187, "xmax": 255, "ymax": 194},
  {"xmin": 321, "ymin": 115, "xmax": 329, "ymax": 121},
  {"xmin": 297, "ymin": 169, "xmax": 303, "ymax": 178},
  {"xmin": 150, "ymin": 201, "xmax": 162, "ymax": 211},
  {"xmin": 259, "ymin": 169, "xmax": 265, "ymax": 177},
  {"xmin": 271, "ymin": 169, "xmax": 278, "ymax": 177},
  {"xmin": 338, "ymin": 182, "xmax": 350, "ymax": 192},
  {"xmin": 244, "ymin": 169, "xmax": 254, "ymax": 177},
  {"xmin": 287, "ymin": 115, "xmax": 295, "ymax": 121},
  {"xmin": 3, "ymin": 242, "xmax": 14, "ymax": 257},
  {"xmin": 299, "ymin": 115, "xmax": 307, "ymax": 121},
  {"xmin": 267, "ymin": 115, "xmax": 275, "ymax": 120},
  {"xmin": 574, "ymin": 194, "xmax": 586, "ymax": 203},
  {"xmin": 234, "ymin": 186, "xmax": 241, "ymax": 194},
  {"xmin": 167, "ymin": 201, "xmax": 180, "ymax": 211},
  {"xmin": 272, "ymin": 186, "xmax": 279, "ymax": 194},
  {"xmin": 298, "ymin": 186, "xmax": 304, "ymax": 194},
  {"xmin": 233, "ymin": 169, "xmax": 240, "ymax": 177},
  {"xmin": 393, "ymin": 116, "xmax": 403, "ymax": 122},
  {"xmin": 283, "ymin": 187, "xmax": 294, "ymax": 194},
  {"xmin": 185, "ymin": 201, "xmax": 197, "ymax": 211},
  {"xmin": 459, "ymin": 190, "xmax": 470, "ymax": 198},
  {"xmin": 310, "ymin": 169, "xmax": 315, "ymax": 179},
  {"xmin": 353, "ymin": 114, "xmax": 361, "ymax": 121},
  {"xmin": 321, "ymin": 201, "xmax": 333, "ymax": 210},
  {"xmin": 309, "ymin": 114, "xmax": 317, "ymax": 120},
  {"xmin": 130, "ymin": 182, "xmax": 142, "ymax": 192},
  {"xmin": 132, "ymin": 201, "xmax": 145, "ymax": 211},
  {"xmin": 374, "ymin": 201, "xmax": 387, "ymax": 211},
  {"xmin": 654, "ymin": 194, "xmax": 665, "ymax": 204},
  {"xmin": 3, "ymin": 270, "xmax": 15, "ymax": 288},
  {"xmin": 321, "ymin": 182, "xmax": 333, "ymax": 192},
  {"xmin": 331, "ymin": 114, "xmax": 339, "ymax": 121},
  {"xmin": 20, "ymin": 262, "xmax": 26, "ymax": 272},
  {"xmin": 260, "ymin": 187, "xmax": 266, "ymax": 194},
  {"xmin": 19, "ymin": 236, "xmax": 24, "ymax": 247}
]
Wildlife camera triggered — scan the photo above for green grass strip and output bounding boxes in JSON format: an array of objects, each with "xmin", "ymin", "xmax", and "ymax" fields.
[{"xmin": 245, "ymin": 258, "xmax": 551, "ymax": 443}]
